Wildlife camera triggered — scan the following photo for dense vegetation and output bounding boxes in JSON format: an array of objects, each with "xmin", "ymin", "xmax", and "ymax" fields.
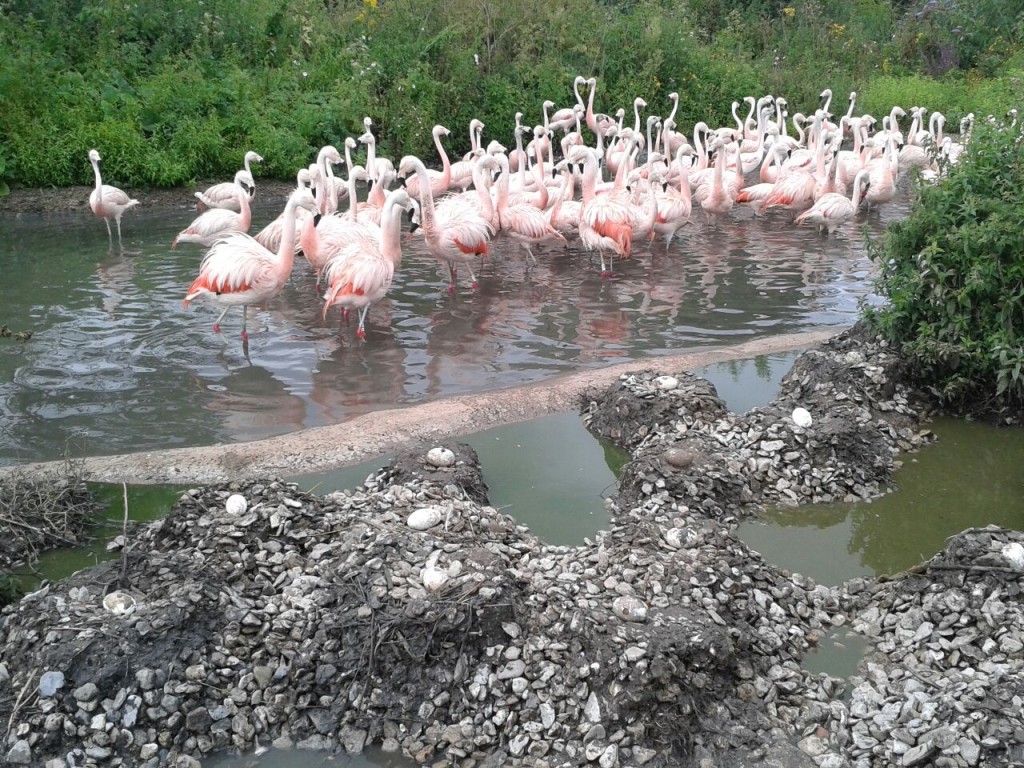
[
  {"xmin": 0, "ymin": 0, "xmax": 1022, "ymax": 190},
  {"xmin": 866, "ymin": 120, "xmax": 1024, "ymax": 417}
]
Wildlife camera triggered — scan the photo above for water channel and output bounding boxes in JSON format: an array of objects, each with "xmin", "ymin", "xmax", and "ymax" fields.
[{"xmin": 0, "ymin": 189, "xmax": 907, "ymax": 466}]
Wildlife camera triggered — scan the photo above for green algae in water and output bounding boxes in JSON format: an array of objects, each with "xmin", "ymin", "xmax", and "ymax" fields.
[
  {"xmin": 737, "ymin": 418, "xmax": 1024, "ymax": 585},
  {"xmin": 465, "ymin": 412, "xmax": 627, "ymax": 546},
  {"xmin": 694, "ymin": 351, "xmax": 802, "ymax": 414},
  {"xmin": 291, "ymin": 412, "xmax": 628, "ymax": 547},
  {"xmin": 22, "ymin": 483, "xmax": 184, "ymax": 587}
]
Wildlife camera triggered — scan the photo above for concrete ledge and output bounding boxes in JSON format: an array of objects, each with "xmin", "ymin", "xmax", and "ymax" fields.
[{"xmin": 3, "ymin": 330, "xmax": 840, "ymax": 485}]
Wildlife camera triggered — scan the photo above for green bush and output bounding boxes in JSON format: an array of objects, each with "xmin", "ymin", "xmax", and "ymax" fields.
[
  {"xmin": 865, "ymin": 121, "xmax": 1024, "ymax": 414},
  {"xmin": 0, "ymin": 0, "xmax": 1022, "ymax": 188}
]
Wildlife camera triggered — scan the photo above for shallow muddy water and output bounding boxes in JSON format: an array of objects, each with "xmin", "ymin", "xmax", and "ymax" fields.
[
  {"xmin": 736, "ymin": 417, "xmax": 1024, "ymax": 585},
  {"xmin": 0, "ymin": 188, "xmax": 909, "ymax": 466}
]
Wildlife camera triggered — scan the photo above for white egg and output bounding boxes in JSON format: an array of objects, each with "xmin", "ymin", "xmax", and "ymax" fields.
[
  {"xmin": 103, "ymin": 591, "xmax": 137, "ymax": 616},
  {"xmin": 791, "ymin": 407, "xmax": 813, "ymax": 428},
  {"xmin": 426, "ymin": 447, "xmax": 456, "ymax": 467},
  {"xmin": 407, "ymin": 506, "xmax": 443, "ymax": 530},
  {"xmin": 225, "ymin": 494, "xmax": 248, "ymax": 515}
]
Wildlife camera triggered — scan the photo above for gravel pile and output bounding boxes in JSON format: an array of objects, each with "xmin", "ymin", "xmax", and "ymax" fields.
[{"xmin": 2, "ymin": 323, "xmax": 1021, "ymax": 768}]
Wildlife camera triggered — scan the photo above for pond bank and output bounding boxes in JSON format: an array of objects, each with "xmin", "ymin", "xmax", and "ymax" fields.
[
  {"xmin": 0, "ymin": 331, "xmax": 837, "ymax": 486},
  {"xmin": 2, "ymin": 324, "xmax": 1023, "ymax": 768}
]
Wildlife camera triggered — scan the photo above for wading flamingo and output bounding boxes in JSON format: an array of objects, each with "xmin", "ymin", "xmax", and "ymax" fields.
[
  {"xmin": 88, "ymin": 149, "xmax": 139, "ymax": 249},
  {"xmin": 794, "ymin": 169, "xmax": 871, "ymax": 235},
  {"xmin": 172, "ymin": 171, "xmax": 252, "ymax": 248},
  {"xmin": 194, "ymin": 150, "xmax": 263, "ymax": 211},
  {"xmin": 398, "ymin": 154, "xmax": 494, "ymax": 292},
  {"xmin": 182, "ymin": 187, "xmax": 319, "ymax": 340},
  {"xmin": 321, "ymin": 187, "xmax": 415, "ymax": 339}
]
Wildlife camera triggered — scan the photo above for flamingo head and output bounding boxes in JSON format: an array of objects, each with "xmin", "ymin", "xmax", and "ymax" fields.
[
  {"xmin": 245, "ymin": 150, "xmax": 264, "ymax": 165},
  {"xmin": 88, "ymin": 149, "xmax": 101, "ymax": 164}
]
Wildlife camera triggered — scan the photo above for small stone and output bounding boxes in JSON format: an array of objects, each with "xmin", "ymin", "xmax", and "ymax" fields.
[
  {"xmin": 225, "ymin": 494, "xmax": 248, "ymax": 515},
  {"xmin": 185, "ymin": 707, "xmax": 212, "ymax": 732},
  {"xmin": 73, "ymin": 682, "xmax": 99, "ymax": 702},
  {"xmin": 426, "ymin": 447, "xmax": 456, "ymax": 467},
  {"xmin": 1001, "ymin": 542, "xmax": 1024, "ymax": 569},
  {"xmin": 584, "ymin": 691, "xmax": 601, "ymax": 722},
  {"xmin": 6, "ymin": 740, "xmax": 31, "ymax": 765},
  {"xmin": 902, "ymin": 742, "xmax": 935, "ymax": 766},
  {"xmin": 612, "ymin": 595, "xmax": 648, "ymax": 622},
  {"xmin": 39, "ymin": 671, "xmax": 65, "ymax": 698},
  {"xmin": 654, "ymin": 375, "xmax": 679, "ymax": 391},
  {"xmin": 663, "ymin": 448, "xmax": 695, "ymax": 468}
]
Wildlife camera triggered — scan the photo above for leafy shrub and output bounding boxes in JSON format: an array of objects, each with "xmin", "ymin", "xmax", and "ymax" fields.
[{"xmin": 865, "ymin": 121, "xmax": 1024, "ymax": 414}]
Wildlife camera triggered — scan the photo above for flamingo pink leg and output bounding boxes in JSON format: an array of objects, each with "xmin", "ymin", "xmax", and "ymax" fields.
[{"xmin": 212, "ymin": 306, "xmax": 232, "ymax": 334}]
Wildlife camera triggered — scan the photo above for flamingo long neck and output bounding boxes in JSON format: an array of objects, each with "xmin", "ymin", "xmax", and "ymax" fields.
[
  {"xmin": 237, "ymin": 182, "xmax": 252, "ymax": 231},
  {"xmin": 613, "ymin": 136, "xmax": 635, "ymax": 190},
  {"xmin": 579, "ymin": 153, "xmax": 600, "ymax": 204},
  {"xmin": 364, "ymin": 135, "xmax": 378, "ymax": 181},
  {"xmin": 731, "ymin": 102, "xmax": 743, "ymax": 134},
  {"xmin": 573, "ymin": 78, "xmax": 585, "ymax": 110},
  {"xmin": 317, "ymin": 151, "xmax": 338, "ymax": 215},
  {"xmin": 632, "ymin": 101, "xmax": 643, "ymax": 134},
  {"xmin": 433, "ymin": 129, "xmax": 452, "ymax": 189},
  {"xmin": 409, "ymin": 160, "xmax": 439, "ymax": 247},
  {"xmin": 674, "ymin": 152, "xmax": 692, "ymax": 203},
  {"xmin": 531, "ymin": 148, "xmax": 550, "ymax": 209},
  {"xmin": 667, "ymin": 94, "xmax": 680, "ymax": 128},
  {"xmin": 243, "ymin": 154, "xmax": 255, "ymax": 179},
  {"xmin": 851, "ymin": 171, "xmax": 869, "ymax": 208},
  {"xmin": 471, "ymin": 162, "xmax": 495, "ymax": 224},
  {"xmin": 845, "ymin": 93, "xmax": 857, "ymax": 122},
  {"xmin": 744, "ymin": 98, "xmax": 756, "ymax": 136},
  {"xmin": 91, "ymin": 159, "xmax": 104, "ymax": 198},
  {"xmin": 515, "ymin": 130, "xmax": 528, "ymax": 187},
  {"xmin": 693, "ymin": 124, "xmax": 708, "ymax": 171},
  {"xmin": 934, "ymin": 113, "xmax": 946, "ymax": 145},
  {"xmin": 822, "ymin": 90, "xmax": 833, "ymax": 115},
  {"xmin": 889, "ymin": 107, "xmax": 903, "ymax": 138},
  {"xmin": 585, "ymin": 81, "xmax": 598, "ymax": 135},
  {"xmin": 345, "ymin": 170, "xmax": 361, "ymax": 221},
  {"xmin": 277, "ymin": 198, "xmax": 301, "ymax": 274},
  {"xmin": 380, "ymin": 195, "xmax": 406, "ymax": 268},
  {"xmin": 494, "ymin": 155, "xmax": 512, "ymax": 219}
]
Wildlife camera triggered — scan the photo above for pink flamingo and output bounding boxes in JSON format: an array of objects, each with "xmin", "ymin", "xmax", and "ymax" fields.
[
  {"xmin": 194, "ymin": 151, "xmax": 263, "ymax": 212},
  {"xmin": 864, "ymin": 132, "xmax": 899, "ymax": 208},
  {"xmin": 398, "ymin": 154, "xmax": 494, "ymax": 292},
  {"xmin": 693, "ymin": 138, "xmax": 736, "ymax": 218},
  {"xmin": 182, "ymin": 187, "xmax": 319, "ymax": 339},
  {"xmin": 449, "ymin": 118, "xmax": 485, "ymax": 191},
  {"xmin": 402, "ymin": 125, "xmax": 453, "ymax": 200},
  {"xmin": 493, "ymin": 152, "xmax": 567, "ymax": 264},
  {"xmin": 571, "ymin": 145, "xmax": 634, "ymax": 276},
  {"xmin": 88, "ymin": 149, "xmax": 139, "ymax": 249},
  {"xmin": 794, "ymin": 169, "xmax": 871, "ymax": 235},
  {"xmin": 650, "ymin": 147, "xmax": 693, "ymax": 245},
  {"xmin": 254, "ymin": 167, "xmax": 313, "ymax": 253},
  {"xmin": 321, "ymin": 188, "xmax": 415, "ymax": 339},
  {"xmin": 172, "ymin": 171, "xmax": 253, "ymax": 248},
  {"xmin": 304, "ymin": 165, "xmax": 380, "ymax": 290}
]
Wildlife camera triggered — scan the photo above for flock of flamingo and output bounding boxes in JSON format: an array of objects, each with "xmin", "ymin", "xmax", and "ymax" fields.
[{"xmin": 86, "ymin": 77, "xmax": 973, "ymax": 341}]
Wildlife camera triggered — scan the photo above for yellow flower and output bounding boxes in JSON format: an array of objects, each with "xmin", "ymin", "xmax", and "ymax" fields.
[
  {"xmin": 828, "ymin": 23, "xmax": 846, "ymax": 38},
  {"xmin": 782, "ymin": 7, "xmax": 796, "ymax": 18}
]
